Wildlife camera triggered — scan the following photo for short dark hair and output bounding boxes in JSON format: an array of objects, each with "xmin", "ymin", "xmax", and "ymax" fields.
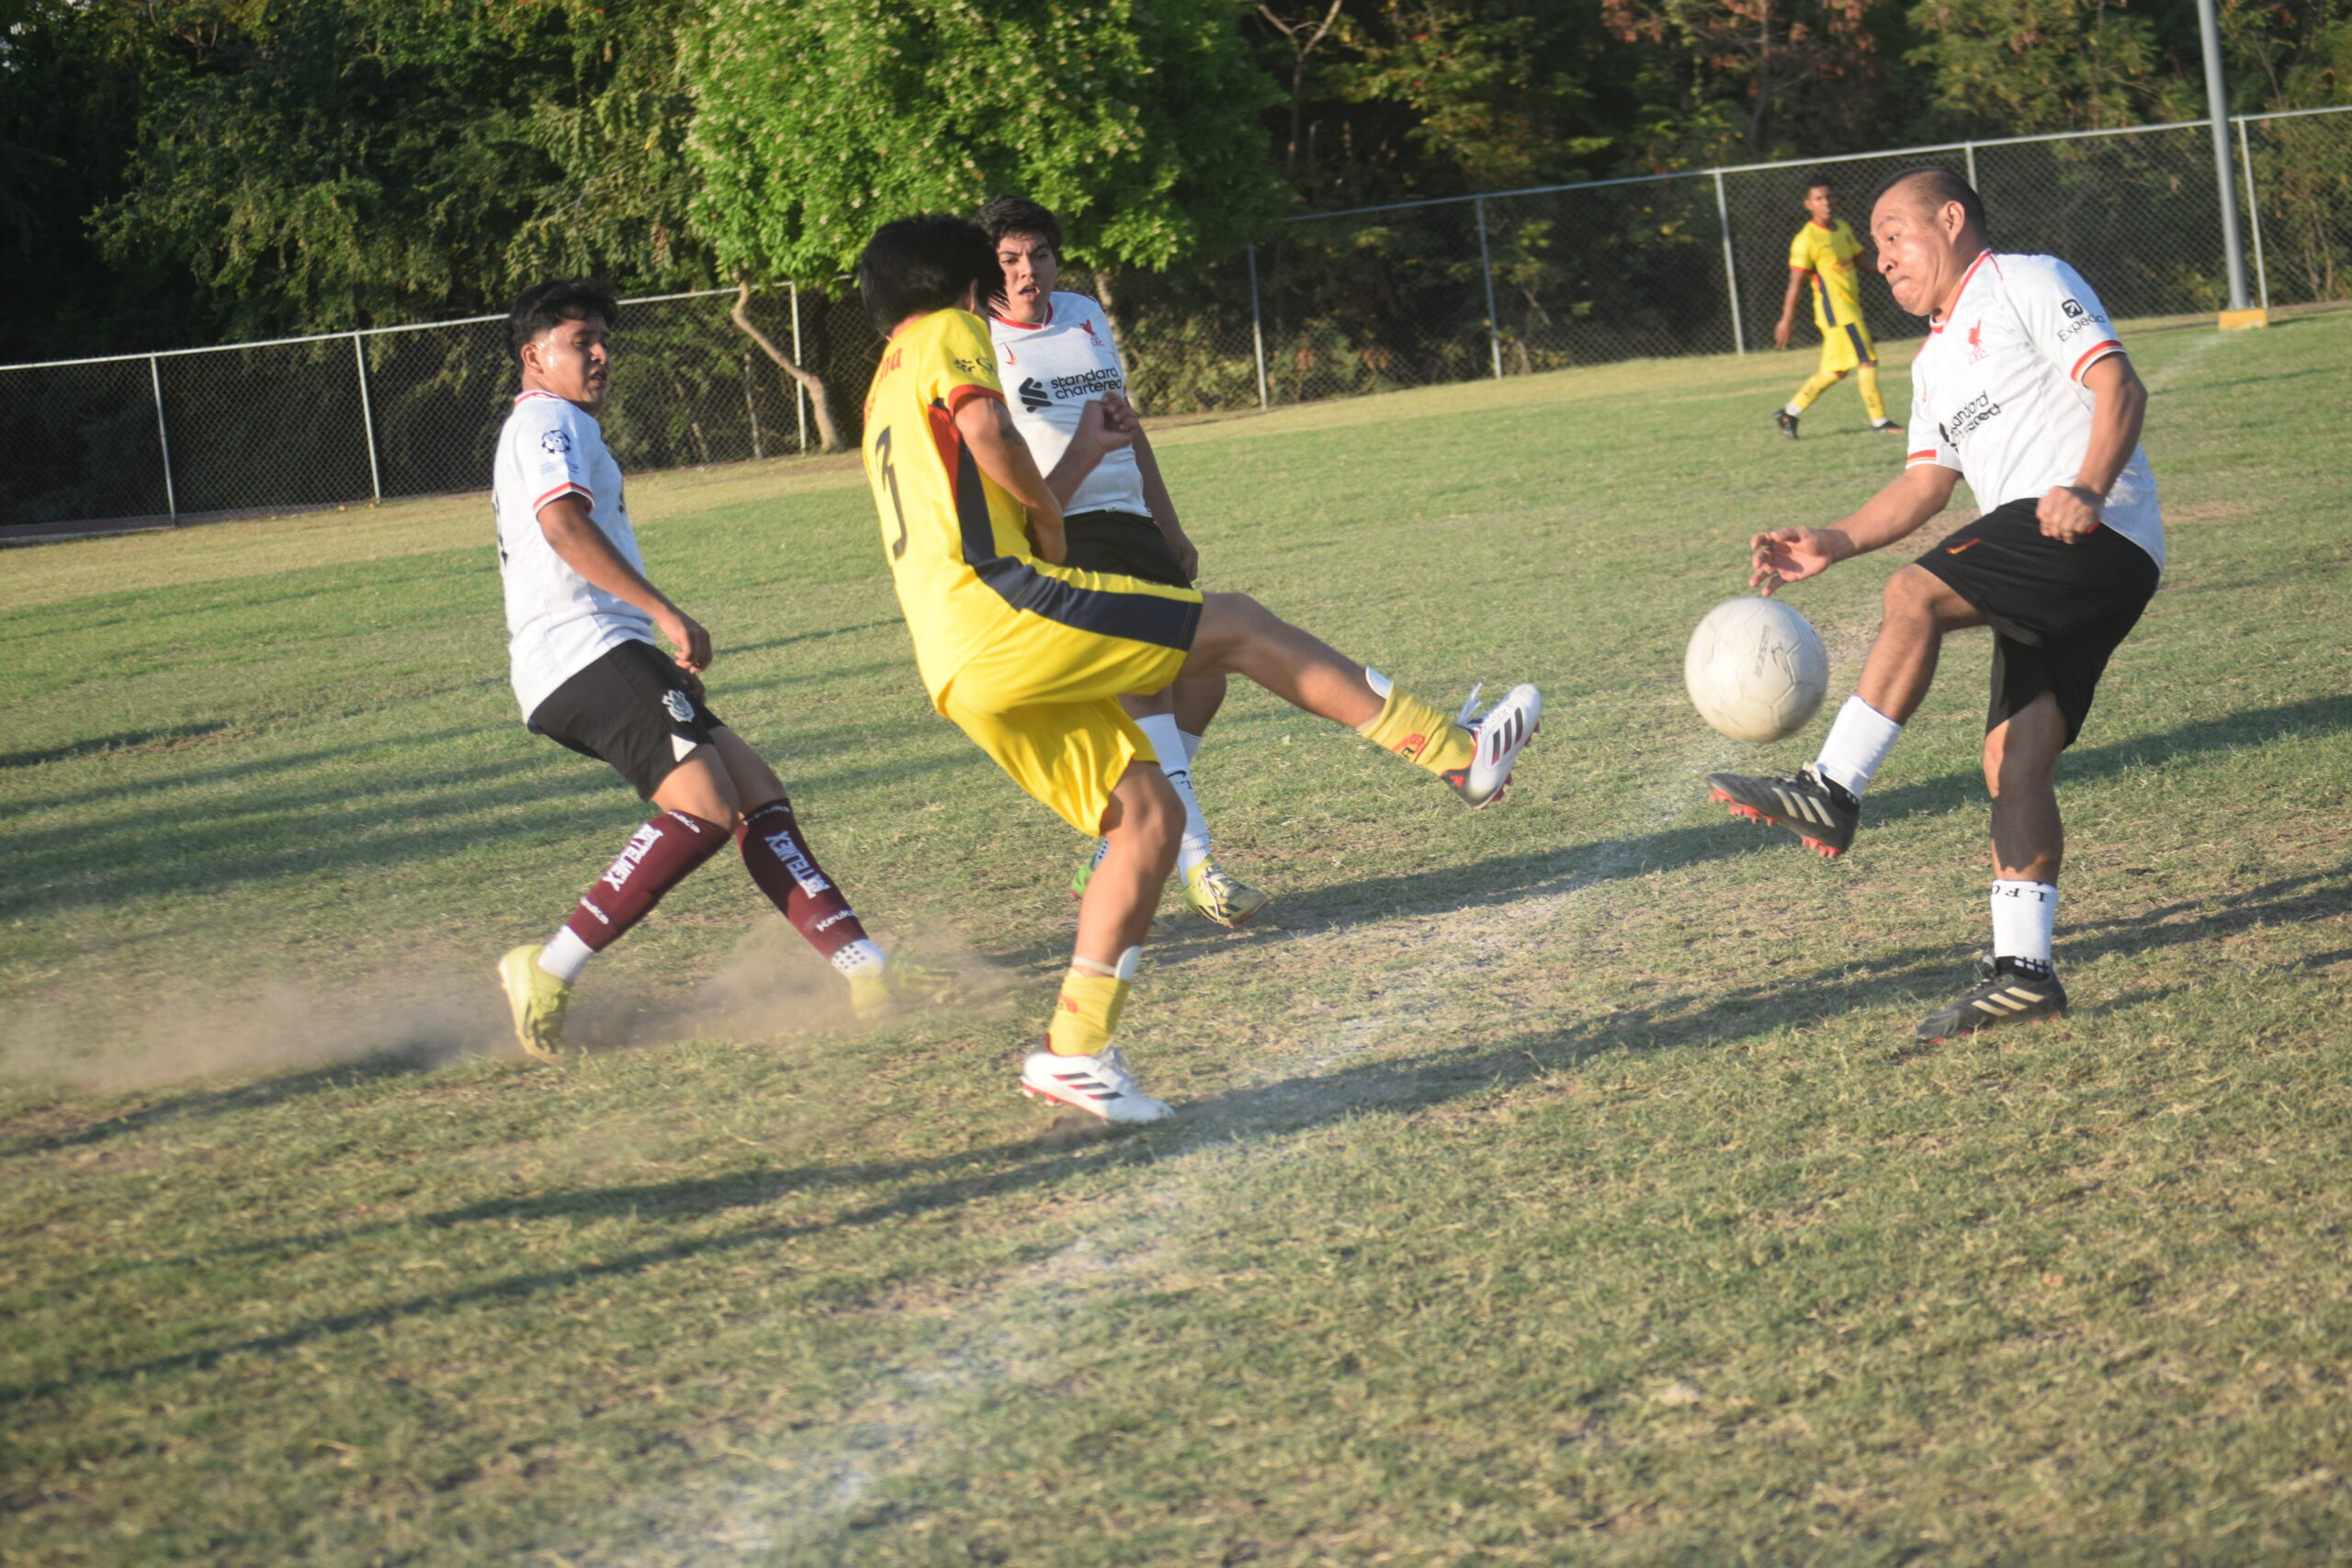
[
  {"xmin": 974, "ymin": 195, "xmax": 1064, "ymax": 254},
  {"xmin": 1871, "ymin": 167, "xmax": 1988, "ymax": 237},
  {"xmin": 1804, "ymin": 174, "xmax": 1834, "ymax": 193},
  {"xmin": 856, "ymin": 215, "xmax": 998, "ymax": 334},
  {"xmin": 507, "ymin": 279, "xmax": 618, "ymax": 356}
]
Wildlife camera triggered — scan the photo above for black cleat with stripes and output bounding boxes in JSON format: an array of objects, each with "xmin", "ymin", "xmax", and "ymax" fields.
[
  {"xmin": 1915, "ymin": 956, "xmax": 2068, "ymax": 1042},
  {"xmin": 1705, "ymin": 765, "xmax": 1860, "ymax": 858}
]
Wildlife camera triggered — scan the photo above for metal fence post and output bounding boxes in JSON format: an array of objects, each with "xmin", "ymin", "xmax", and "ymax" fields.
[
  {"xmin": 1713, "ymin": 171, "xmax": 1747, "ymax": 355},
  {"xmin": 1964, "ymin": 141, "xmax": 1979, "ymax": 189},
  {"xmin": 2195, "ymin": 0, "xmax": 2252, "ymax": 309},
  {"xmin": 2236, "ymin": 116, "xmax": 2270, "ymax": 313},
  {"xmin": 351, "ymin": 332, "xmax": 382, "ymax": 503},
  {"xmin": 149, "ymin": 355, "xmax": 177, "ymax": 521},
  {"xmin": 1475, "ymin": 198, "xmax": 1504, "ymax": 378},
  {"xmin": 789, "ymin": 283, "xmax": 808, "ymax": 453},
  {"xmin": 1247, "ymin": 242, "xmax": 1270, "ymax": 410},
  {"xmin": 742, "ymin": 352, "xmax": 764, "ymax": 460}
]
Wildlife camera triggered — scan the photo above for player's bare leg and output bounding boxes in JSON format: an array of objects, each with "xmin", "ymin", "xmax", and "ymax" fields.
[
  {"xmin": 1179, "ymin": 591, "xmax": 1539, "ymax": 807},
  {"xmin": 1709, "ymin": 567, "xmax": 1985, "ymax": 857},
  {"xmin": 1023, "ymin": 764, "xmax": 1182, "ymax": 1123},
  {"xmin": 1102, "ymin": 677, "xmax": 1266, "ymax": 927},
  {"xmin": 1076, "ymin": 764, "xmax": 1182, "ymax": 964},
  {"xmin": 1855, "ymin": 564, "xmax": 1984, "ymax": 722},
  {"xmin": 1985, "ymin": 694, "xmax": 2065, "ymax": 886},
  {"xmin": 1917, "ymin": 692, "xmax": 2073, "ymax": 1041},
  {"xmin": 1171, "ymin": 672, "xmax": 1227, "ymax": 736},
  {"xmin": 1181, "ymin": 592, "xmax": 1380, "ymax": 726}
]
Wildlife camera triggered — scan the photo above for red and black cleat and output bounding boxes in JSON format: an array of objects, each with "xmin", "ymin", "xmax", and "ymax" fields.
[{"xmin": 1704, "ymin": 766, "xmax": 1858, "ymax": 858}]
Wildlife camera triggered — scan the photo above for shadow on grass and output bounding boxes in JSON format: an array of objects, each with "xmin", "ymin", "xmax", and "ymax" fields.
[
  {"xmin": 0, "ymin": 1048, "xmax": 442, "ymax": 1158},
  {"xmin": 0, "ymin": 724, "xmax": 236, "ymax": 773},
  {"xmin": 2, "ymin": 710, "xmax": 977, "ymax": 922},
  {"xmin": 10, "ymin": 863, "xmax": 2344, "ymax": 1408},
  {"xmin": 1009, "ymin": 692, "xmax": 2352, "ymax": 977}
]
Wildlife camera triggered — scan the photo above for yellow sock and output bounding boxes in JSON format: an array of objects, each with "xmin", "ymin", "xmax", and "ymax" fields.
[
  {"xmin": 1856, "ymin": 364, "xmax": 1888, "ymax": 423},
  {"xmin": 1046, "ymin": 968, "xmax": 1131, "ymax": 1056},
  {"xmin": 1789, "ymin": 367, "xmax": 1842, "ymax": 413},
  {"xmin": 1357, "ymin": 686, "xmax": 1475, "ymax": 777}
]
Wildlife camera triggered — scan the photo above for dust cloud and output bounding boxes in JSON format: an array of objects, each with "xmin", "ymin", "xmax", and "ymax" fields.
[{"xmin": 0, "ymin": 917, "xmax": 1012, "ymax": 1092}]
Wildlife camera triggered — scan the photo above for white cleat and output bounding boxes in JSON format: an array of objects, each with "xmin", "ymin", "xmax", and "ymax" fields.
[
  {"xmin": 1019, "ymin": 1045, "xmax": 1174, "ymax": 1123},
  {"xmin": 1443, "ymin": 681, "xmax": 1542, "ymax": 807}
]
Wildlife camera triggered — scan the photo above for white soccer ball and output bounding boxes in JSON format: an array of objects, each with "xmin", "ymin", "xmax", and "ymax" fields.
[{"xmin": 1684, "ymin": 597, "xmax": 1829, "ymax": 743}]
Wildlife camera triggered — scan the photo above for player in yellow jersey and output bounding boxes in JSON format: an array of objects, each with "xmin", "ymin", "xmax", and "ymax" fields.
[
  {"xmin": 854, "ymin": 215, "xmax": 1544, "ymax": 1124},
  {"xmin": 1773, "ymin": 176, "xmax": 1904, "ymax": 440}
]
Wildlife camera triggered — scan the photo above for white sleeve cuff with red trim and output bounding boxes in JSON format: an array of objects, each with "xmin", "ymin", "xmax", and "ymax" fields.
[
  {"xmin": 2070, "ymin": 341, "xmax": 2125, "ymax": 382},
  {"xmin": 532, "ymin": 481, "xmax": 593, "ymax": 513}
]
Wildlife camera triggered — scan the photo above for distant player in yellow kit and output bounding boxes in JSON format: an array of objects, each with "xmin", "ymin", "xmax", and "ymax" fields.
[
  {"xmin": 854, "ymin": 214, "xmax": 1543, "ymax": 1123},
  {"xmin": 1773, "ymin": 176, "xmax": 1904, "ymax": 440}
]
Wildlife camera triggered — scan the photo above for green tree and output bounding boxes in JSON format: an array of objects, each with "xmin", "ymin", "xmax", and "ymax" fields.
[
  {"xmin": 1601, "ymin": 0, "xmax": 1895, "ymax": 155},
  {"xmin": 85, "ymin": 0, "xmax": 707, "ymax": 341},
  {"xmin": 2224, "ymin": 0, "xmax": 2352, "ymax": 106},
  {"xmin": 1905, "ymin": 0, "xmax": 2166, "ymax": 130},
  {"xmin": 684, "ymin": 0, "xmax": 1283, "ymax": 449}
]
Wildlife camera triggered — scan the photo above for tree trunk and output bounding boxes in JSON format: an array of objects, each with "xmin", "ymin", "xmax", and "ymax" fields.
[
  {"xmin": 1091, "ymin": 267, "xmax": 1128, "ymax": 353},
  {"xmin": 728, "ymin": 281, "xmax": 846, "ymax": 454}
]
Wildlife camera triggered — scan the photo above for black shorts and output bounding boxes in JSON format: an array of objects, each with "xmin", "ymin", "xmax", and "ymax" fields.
[
  {"xmin": 1914, "ymin": 497, "xmax": 2160, "ymax": 746},
  {"xmin": 1062, "ymin": 510, "xmax": 1190, "ymax": 588},
  {"xmin": 529, "ymin": 638, "xmax": 723, "ymax": 799}
]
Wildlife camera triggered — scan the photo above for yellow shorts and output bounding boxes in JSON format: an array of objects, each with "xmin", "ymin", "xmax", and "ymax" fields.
[
  {"xmin": 936, "ymin": 564, "xmax": 1201, "ymax": 836},
  {"xmin": 1819, "ymin": 319, "xmax": 1877, "ymax": 375}
]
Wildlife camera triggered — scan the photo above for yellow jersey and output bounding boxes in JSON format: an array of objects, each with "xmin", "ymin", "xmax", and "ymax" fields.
[
  {"xmin": 860, "ymin": 308, "xmax": 1200, "ymax": 709},
  {"xmin": 861, "ymin": 309, "xmax": 1041, "ymax": 701},
  {"xmin": 1788, "ymin": 219, "xmax": 1868, "ymax": 334}
]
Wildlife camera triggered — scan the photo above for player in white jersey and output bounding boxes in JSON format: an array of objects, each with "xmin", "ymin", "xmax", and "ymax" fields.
[
  {"xmin": 977, "ymin": 195, "xmax": 1271, "ymax": 930},
  {"xmin": 489, "ymin": 279, "xmax": 954, "ymax": 1060},
  {"xmin": 1702, "ymin": 170, "xmax": 2164, "ymax": 1042}
]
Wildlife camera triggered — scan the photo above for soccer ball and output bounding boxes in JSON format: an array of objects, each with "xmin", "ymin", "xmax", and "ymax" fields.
[{"xmin": 1684, "ymin": 597, "xmax": 1829, "ymax": 743}]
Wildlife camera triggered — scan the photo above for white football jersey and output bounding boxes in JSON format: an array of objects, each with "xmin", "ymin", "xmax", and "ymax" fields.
[
  {"xmin": 989, "ymin": 292, "xmax": 1150, "ymax": 518},
  {"xmin": 1905, "ymin": 251, "xmax": 2164, "ymax": 570},
  {"xmin": 492, "ymin": 389, "xmax": 657, "ymax": 720}
]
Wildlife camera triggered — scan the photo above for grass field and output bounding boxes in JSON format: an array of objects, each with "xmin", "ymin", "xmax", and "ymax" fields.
[{"xmin": 5, "ymin": 313, "xmax": 2351, "ymax": 1565}]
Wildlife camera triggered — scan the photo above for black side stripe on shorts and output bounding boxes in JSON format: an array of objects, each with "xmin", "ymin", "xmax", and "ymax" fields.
[
  {"xmin": 1845, "ymin": 322, "xmax": 1869, "ymax": 360},
  {"xmin": 933, "ymin": 397, "xmax": 1200, "ymax": 652}
]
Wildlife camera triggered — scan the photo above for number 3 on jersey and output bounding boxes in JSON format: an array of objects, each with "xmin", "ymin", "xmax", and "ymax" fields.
[{"xmin": 873, "ymin": 425, "xmax": 908, "ymax": 558}]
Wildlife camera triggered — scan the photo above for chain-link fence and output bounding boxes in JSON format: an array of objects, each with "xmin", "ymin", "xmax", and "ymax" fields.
[
  {"xmin": 1116, "ymin": 105, "xmax": 2352, "ymax": 414},
  {"xmin": 4, "ymin": 107, "xmax": 2346, "ymax": 538}
]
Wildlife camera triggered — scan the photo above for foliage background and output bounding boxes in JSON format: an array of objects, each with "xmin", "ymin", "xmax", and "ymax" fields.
[{"xmin": 0, "ymin": 0, "xmax": 2345, "ymax": 429}]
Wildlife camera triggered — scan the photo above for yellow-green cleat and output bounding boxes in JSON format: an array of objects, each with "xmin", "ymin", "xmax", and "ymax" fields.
[
  {"xmin": 849, "ymin": 955, "xmax": 969, "ymax": 1020},
  {"xmin": 496, "ymin": 944, "xmax": 574, "ymax": 1063},
  {"xmin": 1181, "ymin": 860, "xmax": 1271, "ymax": 928}
]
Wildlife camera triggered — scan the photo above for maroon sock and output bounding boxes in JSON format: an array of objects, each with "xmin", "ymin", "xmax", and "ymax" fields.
[
  {"xmin": 562, "ymin": 809, "xmax": 728, "ymax": 953},
  {"xmin": 737, "ymin": 799, "xmax": 873, "ymax": 967}
]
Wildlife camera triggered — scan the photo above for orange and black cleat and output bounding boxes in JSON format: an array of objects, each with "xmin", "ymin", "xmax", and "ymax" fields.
[{"xmin": 1705, "ymin": 765, "xmax": 1858, "ymax": 858}]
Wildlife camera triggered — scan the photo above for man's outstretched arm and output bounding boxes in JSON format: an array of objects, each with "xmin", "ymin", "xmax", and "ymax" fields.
[
  {"xmin": 537, "ymin": 496, "xmax": 710, "ymax": 671},
  {"xmin": 1774, "ymin": 267, "xmax": 1808, "ymax": 350},
  {"xmin": 2035, "ymin": 354, "xmax": 2148, "ymax": 543},
  {"xmin": 1749, "ymin": 463, "xmax": 1962, "ymax": 593},
  {"xmin": 956, "ymin": 396, "xmax": 1132, "ymax": 564}
]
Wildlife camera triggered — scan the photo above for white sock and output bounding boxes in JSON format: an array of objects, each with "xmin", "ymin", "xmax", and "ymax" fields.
[
  {"xmin": 537, "ymin": 927, "xmax": 594, "ymax": 984},
  {"xmin": 1813, "ymin": 696, "xmax": 1903, "ymax": 798},
  {"xmin": 1363, "ymin": 666, "xmax": 1393, "ymax": 699},
  {"xmin": 1136, "ymin": 713, "xmax": 1212, "ymax": 873},
  {"xmin": 830, "ymin": 938, "xmax": 887, "ymax": 978},
  {"xmin": 1784, "ymin": 400, "xmax": 1805, "ymax": 417},
  {"xmin": 1179, "ymin": 729, "xmax": 1204, "ymax": 765},
  {"xmin": 1990, "ymin": 880, "xmax": 2057, "ymax": 968}
]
